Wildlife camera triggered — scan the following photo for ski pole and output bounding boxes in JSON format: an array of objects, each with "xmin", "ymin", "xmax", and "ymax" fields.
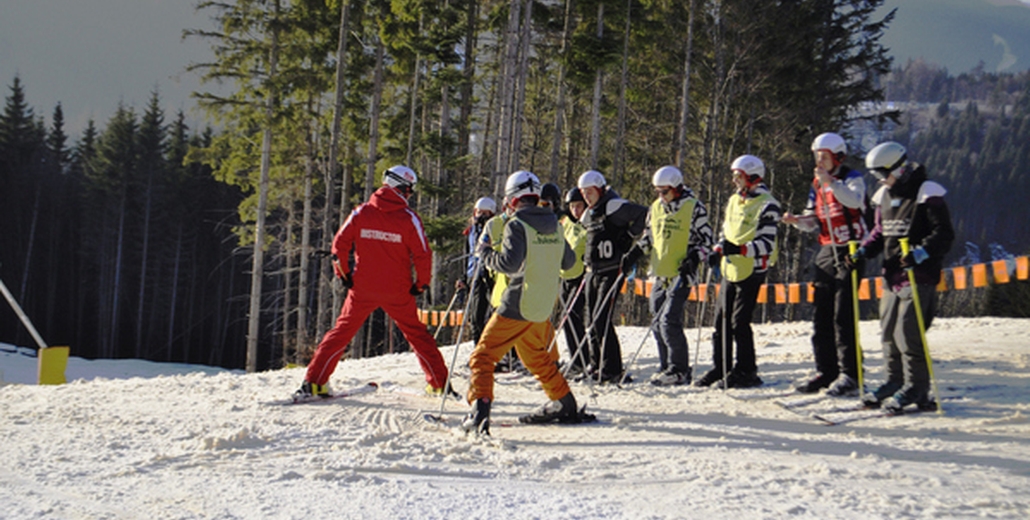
[
  {"xmin": 620, "ymin": 276, "xmax": 683, "ymax": 386},
  {"xmin": 561, "ymin": 271, "xmax": 624, "ymax": 380},
  {"xmin": 848, "ymin": 240, "xmax": 865, "ymax": 398},
  {"xmin": 693, "ymin": 265, "xmax": 714, "ymax": 368},
  {"xmin": 593, "ymin": 271, "xmax": 627, "ymax": 384},
  {"xmin": 899, "ymin": 238, "xmax": 944, "ymax": 415},
  {"xmin": 546, "ymin": 275, "xmax": 588, "ymax": 355},
  {"xmin": 432, "ymin": 288, "xmax": 462, "ymax": 343},
  {"xmin": 428, "ymin": 251, "xmax": 485, "ymax": 423}
]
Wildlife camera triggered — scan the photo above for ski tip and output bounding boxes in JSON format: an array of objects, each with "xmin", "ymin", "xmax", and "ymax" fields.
[{"xmin": 367, "ymin": 382, "xmax": 379, "ymax": 389}]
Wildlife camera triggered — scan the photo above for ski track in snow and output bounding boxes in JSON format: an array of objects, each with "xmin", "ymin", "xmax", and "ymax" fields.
[{"xmin": 1, "ymin": 317, "xmax": 1029, "ymax": 519}]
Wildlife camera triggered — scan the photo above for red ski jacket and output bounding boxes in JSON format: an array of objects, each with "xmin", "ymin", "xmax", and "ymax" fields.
[{"xmin": 333, "ymin": 186, "xmax": 433, "ymax": 297}]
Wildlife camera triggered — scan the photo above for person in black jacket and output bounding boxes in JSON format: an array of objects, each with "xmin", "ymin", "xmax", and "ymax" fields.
[
  {"xmin": 576, "ymin": 170, "xmax": 647, "ymax": 383},
  {"xmin": 849, "ymin": 142, "xmax": 954, "ymax": 414}
]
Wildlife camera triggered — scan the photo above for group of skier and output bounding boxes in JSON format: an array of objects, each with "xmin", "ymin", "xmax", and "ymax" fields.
[{"xmin": 293, "ymin": 132, "xmax": 954, "ymax": 434}]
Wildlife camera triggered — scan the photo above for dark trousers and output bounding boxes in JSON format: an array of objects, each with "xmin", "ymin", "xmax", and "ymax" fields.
[
  {"xmin": 467, "ymin": 271, "xmax": 494, "ymax": 344},
  {"xmin": 879, "ymin": 282, "xmax": 936, "ymax": 399},
  {"xmin": 585, "ymin": 269, "xmax": 623, "ymax": 377},
  {"xmin": 811, "ymin": 245, "xmax": 863, "ymax": 380},
  {"xmin": 560, "ymin": 276, "xmax": 588, "ymax": 371},
  {"xmin": 650, "ymin": 276, "xmax": 690, "ymax": 374},
  {"xmin": 710, "ymin": 272, "xmax": 765, "ymax": 374}
]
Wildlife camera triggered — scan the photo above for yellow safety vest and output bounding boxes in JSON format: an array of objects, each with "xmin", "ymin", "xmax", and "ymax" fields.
[
  {"xmin": 486, "ymin": 214, "xmax": 509, "ymax": 307},
  {"xmin": 649, "ymin": 197, "xmax": 697, "ymax": 278},
  {"xmin": 721, "ymin": 191, "xmax": 777, "ymax": 282},
  {"xmin": 560, "ymin": 216, "xmax": 586, "ymax": 280},
  {"xmin": 515, "ymin": 218, "xmax": 566, "ymax": 322}
]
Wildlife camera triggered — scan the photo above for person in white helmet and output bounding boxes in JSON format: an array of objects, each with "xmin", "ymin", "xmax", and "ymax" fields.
[
  {"xmin": 782, "ymin": 132, "xmax": 871, "ymax": 396},
  {"xmin": 295, "ymin": 165, "xmax": 451, "ymax": 401},
  {"xmin": 848, "ymin": 141, "xmax": 953, "ymax": 415},
  {"xmin": 462, "ymin": 170, "xmax": 584, "ymax": 435},
  {"xmin": 457, "ymin": 196, "xmax": 498, "ymax": 343},
  {"xmin": 576, "ymin": 170, "xmax": 648, "ymax": 383},
  {"xmin": 695, "ymin": 155, "xmax": 781, "ymax": 389},
  {"xmin": 621, "ymin": 165, "xmax": 713, "ymax": 386}
]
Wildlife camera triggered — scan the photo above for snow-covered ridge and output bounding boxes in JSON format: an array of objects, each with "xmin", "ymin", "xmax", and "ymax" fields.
[{"xmin": 2, "ymin": 317, "xmax": 1028, "ymax": 519}]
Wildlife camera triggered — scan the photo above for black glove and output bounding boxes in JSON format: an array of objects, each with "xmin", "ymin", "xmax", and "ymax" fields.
[
  {"xmin": 720, "ymin": 240, "xmax": 742, "ymax": 256},
  {"xmin": 340, "ymin": 271, "xmax": 353, "ymax": 288},
  {"xmin": 410, "ymin": 284, "xmax": 429, "ymax": 296},
  {"xmin": 620, "ymin": 247, "xmax": 644, "ymax": 274},
  {"xmin": 707, "ymin": 248, "xmax": 721, "ymax": 268},
  {"xmin": 678, "ymin": 250, "xmax": 700, "ymax": 279},
  {"xmin": 843, "ymin": 247, "xmax": 865, "ymax": 272}
]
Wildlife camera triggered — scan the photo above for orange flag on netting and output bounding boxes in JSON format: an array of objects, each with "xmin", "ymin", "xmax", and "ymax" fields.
[
  {"xmin": 807, "ymin": 282, "xmax": 815, "ymax": 303},
  {"xmin": 788, "ymin": 283, "xmax": 801, "ymax": 303},
  {"xmin": 992, "ymin": 260, "xmax": 1010, "ymax": 284},
  {"xmin": 972, "ymin": 263, "xmax": 988, "ymax": 287},
  {"xmin": 775, "ymin": 284, "xmax": 787, "ymax": 304},
  {"xmin": 756, "ymin": 284, "xmax": 768, "ymax": 303},
  {"xmin": 1018, "ymin": 256, "xmax": 1029, "ymax": 281},
  {"xmin": 875, "ymin": 277, "xmax": 884, "ymax": 299},
  {"xmin": 953, "ymin": 266, "xmax": 968, "ymax": 290},
  {"xmin": 858, "ymin": 278, "xmax": 871, "ymax": 300}
]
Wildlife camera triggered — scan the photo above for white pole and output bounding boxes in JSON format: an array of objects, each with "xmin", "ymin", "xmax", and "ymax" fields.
[{"xmin": 0, "ymin": 277, "xmax": 48, "ymax": 350}]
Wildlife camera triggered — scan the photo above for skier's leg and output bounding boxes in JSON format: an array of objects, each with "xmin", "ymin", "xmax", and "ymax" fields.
[
  {"xmin": 384, "ymin": 296, "xmax": 449, "ymax": 389},
  {"xmin": 467, "ymin": 314, "xmax": 529, "ymax": 403},
  {"xmin": 513, "ymin": 320, "xmax": 572, "ymax": 401},
  {"xmin": 306, "ymin": 292, "xmax": 377, "ymax": 385}
]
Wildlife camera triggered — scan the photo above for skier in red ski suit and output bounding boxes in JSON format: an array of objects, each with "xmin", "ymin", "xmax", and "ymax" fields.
[{"xmin": 294, "ymin": 165, "xmax": 449, "ymax": 399}]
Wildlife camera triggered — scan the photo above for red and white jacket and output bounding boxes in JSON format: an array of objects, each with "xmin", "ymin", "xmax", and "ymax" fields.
[
  {"xmin": 333, "ymin": 186, "xmax": 433, "ymax": 297},
  {"xmin": 795, "ymin": 165, "xmax": 868, "ymax": 246}
]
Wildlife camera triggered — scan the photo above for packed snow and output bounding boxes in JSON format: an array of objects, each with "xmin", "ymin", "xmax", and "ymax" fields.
[{"xmin": 1, "ymin": 317, "xmax": 1029, "ymax": 519}]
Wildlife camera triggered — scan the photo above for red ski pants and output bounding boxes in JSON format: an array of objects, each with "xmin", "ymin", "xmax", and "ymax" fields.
[{"xmin": 305, "ymin": 290, "xmax": 448, "ymax": 389}]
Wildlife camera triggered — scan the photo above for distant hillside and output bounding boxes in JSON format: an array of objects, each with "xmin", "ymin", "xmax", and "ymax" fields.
[{"xmin": 879, "ymin": 0, "xmax": 1030, "ymax": 73}]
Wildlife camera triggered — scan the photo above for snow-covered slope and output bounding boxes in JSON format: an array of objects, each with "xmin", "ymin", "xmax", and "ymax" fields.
[{"xmin": 2, "ymin": 317, "xmax": 1028, "ymax": 519}]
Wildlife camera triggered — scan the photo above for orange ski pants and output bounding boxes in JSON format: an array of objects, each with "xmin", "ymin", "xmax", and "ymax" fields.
[{"xmin": 467, "ymin": 314, "xmax": 571, "ymax": 403}]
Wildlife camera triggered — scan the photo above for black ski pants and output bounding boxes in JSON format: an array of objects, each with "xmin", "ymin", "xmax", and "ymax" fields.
[
  {"xmin": 811, "ymin": 244, "xmax": 863, "ymax": 380},
  {"xmin": 710, "ymin": 272, "xmax": 765, "ymax": 375}
]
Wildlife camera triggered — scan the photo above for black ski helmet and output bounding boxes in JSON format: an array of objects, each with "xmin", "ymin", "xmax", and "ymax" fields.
[{"xmin": 540, "ymin": 182, "xmax": 562, "ymax": 211}]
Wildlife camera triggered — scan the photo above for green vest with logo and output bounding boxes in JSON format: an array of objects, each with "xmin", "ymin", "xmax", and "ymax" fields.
[
  {"xmin": 515, "ymin": 218, "xmax": 565, "ymax": 322},
  {"xmin": 649, "ymin": 197, "xmax": 697, "ymax": 278},
  {"xmin": 721, "ymin": 192, "xmax": 777, "ymax": 282},
  {"xmin": 486, "ymin": 214, "xmax": 509, "ymax": 307},
  {"xmin": 560, "ymin": 216, "xmax": 586, "ymax": 280}
]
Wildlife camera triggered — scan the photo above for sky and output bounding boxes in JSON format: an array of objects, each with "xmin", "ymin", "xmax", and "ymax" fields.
[
  {"xmin": 2, "ymin": 0, "xmax": 1030, "ymax": 140},
  {"xmin": 2, "ymin": 317, "xmax": 1029, "ymax": 518}
]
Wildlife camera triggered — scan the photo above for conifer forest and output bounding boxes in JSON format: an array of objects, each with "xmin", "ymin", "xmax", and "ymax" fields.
[{"xmin": 2, "ymin": 0, "xmax": 1029, "ymax": 371}]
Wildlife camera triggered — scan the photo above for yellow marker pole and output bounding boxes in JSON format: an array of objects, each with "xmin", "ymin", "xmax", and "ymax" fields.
[
  {"xmin": 899, "ymin": 238, "xmax": 944, "ymax": 415},
  {"xmin": 848, "ymin": 241, "xmax": 864, "ymax": 398}
]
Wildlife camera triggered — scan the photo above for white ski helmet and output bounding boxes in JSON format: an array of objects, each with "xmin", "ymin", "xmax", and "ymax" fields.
[
  {"xmin": 811, "ymin": 132, "xmax": 847, "ymax": 166},
  {"xmin": 865, "ymin": 141, "xmax": 908, "ymax": 180},
  {"xmin": 577, "ymin": 170, "xmax": 607, "ymax": 190},
  {"xmin": 730, "ymin": 154, "xmax": 765, "ymax": 179},
  {"xmin": 474, "ymin": 196, "xmax": 497, "ymax": 213},
  {"xmin": 651, "ymin": 165, "xmax": 683, "ymax": 188},
  {"xmin": 505, "ymin": 170, "xmax": 542, "ymax": 203},
  {"xmin": 383, "ymin": 165, "xmax": 418, "ymax": 191}
]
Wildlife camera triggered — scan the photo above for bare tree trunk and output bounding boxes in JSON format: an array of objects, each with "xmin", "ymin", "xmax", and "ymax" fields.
[
  {"xmin": 297, "ymin": 122, "xmax": 315, "ymax": 361},
  {"xmin": 166, "ymin": 223, "xmax": 182, "ymax": 361},
  {"xmin": 246, "ymin": 0, "xmax": 280, "ymax": 373},
  {"xmin": 613, "ymin": 0, "xmax": 631, "ymax": 186},
  {"xmin": 367, "ymin": 36, "xmax": 386, "ymax": 200},
  {"xmin": 110, "ymin": 186, "xmax": 128, "ymax": 356},
  {"xmin": 458, "ymin": 0, "xmax": 479, "ymax": 196},
  {"xmin": 510, "ymin": 0, "xmax": 533, "ymax": 172},
  {"xmin": 136, "ymin": 172, "xmax": 154, "ymax": 357},
  {"xmin": 589, "ymin": 2, "xmax": 605, "ymax": 169},
  {"xmin": 675, "ymin": 0, "xmax": 696, "ymax": 169},
  {"xmin": 282, "ymin": 206, "xmax": 295, "ymax": 364},
  {"xmin": 495, "ymin": 0, "xmax": 522, "ymax": 179},
  {"xmin": 406, "ymin": 12, "xmax": 424, "ymax": 168},
  {"xmin": 549, "ymin": 0, "xmax": 574, "ymax": 181},
  {"xmin": 319, "ymin": 0, "xmax": 351, "ymax": 342}
]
